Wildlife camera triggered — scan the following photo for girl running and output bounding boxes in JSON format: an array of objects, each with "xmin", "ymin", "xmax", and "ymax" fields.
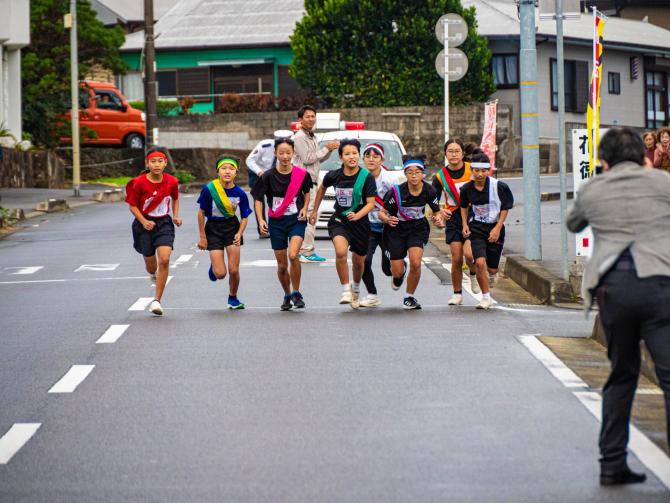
[
  {"xmin": 310, "ymin": 138, "xmax": 377, "ymax": 308},
  {"xmin": 252, "ymin": 138, "xmax": 313, "ymax": 311},
  {"xmin": 380, "ymin": 155, "xmax": 445, "ymax": 310},
  {"xmin": 359, "ymin": 143, "xmax": 394, "ymax": 307},
  {"xmin": 196, "ymin": 155, "xmax": 251, "ymax": 309}
]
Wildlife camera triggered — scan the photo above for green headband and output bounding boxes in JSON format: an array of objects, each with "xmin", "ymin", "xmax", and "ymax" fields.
[{"xmin": 216, "ymin": 157, "xmax": 239, "ymax": 170}]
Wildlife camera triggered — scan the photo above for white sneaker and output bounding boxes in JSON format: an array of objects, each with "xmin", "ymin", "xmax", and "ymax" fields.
[
  {"xmin": 340, "ymin": 288, "xmax": 353, "ymax": 304},
  {"xmin": 149, "ymin": 299, "xmax": 163, "ymax": 316},
  {"xmin": 447, "ymin": 293, "xmax": 463, "ymax": 305},
  {"xmin": 476, "ymin": 297, "xmax": 494, "ymax": 310},
  {"xmin": 149, "ymin": 272, "xmax": 157, "ymax": 285},
  {"xmin": 351, "ymin": 290, "xmax": 360, "ymax": 309},
  {"xmin": 469, "ymin": 275, "xmax": 481, "ymax": 294},
  {"xmin": 359, "ymin": 295, "xmax": 381, "ymax": 308}
]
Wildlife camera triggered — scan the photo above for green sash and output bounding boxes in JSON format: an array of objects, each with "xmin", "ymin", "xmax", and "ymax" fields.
[
  {"xmin": 207, "ymin": 179, "xmax": 236, "ymax": 218},
  {"xmin": 342, "ymin": 168, "xmax": 370, "ymax": 216}
]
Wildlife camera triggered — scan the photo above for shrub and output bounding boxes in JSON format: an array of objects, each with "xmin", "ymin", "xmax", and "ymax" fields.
[{"xmin": 174, "ymin": 169, "xmax": 196, "ymax": 184}]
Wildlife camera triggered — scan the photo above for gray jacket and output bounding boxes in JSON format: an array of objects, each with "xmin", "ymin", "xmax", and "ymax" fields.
[
  {"xmin": 292, "ymin": 128, "xmax": 333, "ymax": 183},
  {"xmin": 567, "ymin": 161, "xmax": 670, "ymax": 310}
]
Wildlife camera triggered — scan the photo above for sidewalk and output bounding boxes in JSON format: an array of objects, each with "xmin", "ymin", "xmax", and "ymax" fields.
[{"xmin": 0, "ymin": 185, "xmax": 105, "ymax": 215}]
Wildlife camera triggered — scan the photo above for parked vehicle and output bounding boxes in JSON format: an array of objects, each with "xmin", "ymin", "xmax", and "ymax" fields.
[{"xmin": 60, "ymin": 81, "xmax": 146, "ymax": 149}]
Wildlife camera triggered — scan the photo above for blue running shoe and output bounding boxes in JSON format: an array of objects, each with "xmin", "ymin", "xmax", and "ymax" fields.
[
  {"xmin": 227, "ymin": 296, "xmax": 245, "ymax": 309},
  {"xmin": 299, "ymin": 253, "xmax": 326, "ymax": 263},
  {"xmin": 208, "ymin": 265, "xmax": 217, "ymax": 282}
]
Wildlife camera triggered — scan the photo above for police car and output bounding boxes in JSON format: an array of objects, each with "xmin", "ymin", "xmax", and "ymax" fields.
[{"xmin": 314, "ymin": 129, "xmax": 407, "ymax": 231}]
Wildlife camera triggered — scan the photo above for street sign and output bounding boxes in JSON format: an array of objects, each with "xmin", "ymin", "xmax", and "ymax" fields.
[
  {"xmin": 539, "ymin": 0, "xmax": 581, "ymax": 20},
  {"xmin": 435, "ymin": 14, "xmax": 468, "ymax": 47},
  {"xmin": 435, "ymin": 48, "xmax": 468, "ymax": 81}
]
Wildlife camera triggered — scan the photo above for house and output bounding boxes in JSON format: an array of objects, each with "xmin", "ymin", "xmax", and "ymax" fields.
[
  {"xmin": 119, "ymin": 0, "xmax": 305, "ymax": 111},
  {"xmin": 0, "ymin": 0, "xmax": 30, "ymax": 146},
  {"xmin": 591, "ymin": 0, "xmax": 670, "ymax": 31},
  {"xmin": 91, "ymin": 0, "xmax": 180, "ymax": 31},
  {"xmin": 464, "ymin": 0, "xmax": 670, "ymax": 140}
]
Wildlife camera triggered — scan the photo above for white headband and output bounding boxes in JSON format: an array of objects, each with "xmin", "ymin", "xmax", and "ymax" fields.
[{"xmin": 471, "ymin": 162, "xmax": 491, "ymax": 169}]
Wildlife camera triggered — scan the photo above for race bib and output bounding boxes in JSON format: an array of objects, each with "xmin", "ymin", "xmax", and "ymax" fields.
[
  {"xmin": 335, "ymin": 187, "xmax": 353, "ymax": 207},
  {"xmin": 402, "ymin": 206, "xmax": 425, "ymax": 220},
  {"xmin": 473, "ymin": 204, "xmax": 491, "ymax": 222},
  {"xmin": 272, "ymin": 196, "xmax": 298, "ymax": 215}
]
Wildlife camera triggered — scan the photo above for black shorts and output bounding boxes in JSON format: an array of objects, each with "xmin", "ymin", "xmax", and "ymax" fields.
[
  {"xmin": 132, "ymin": 215, "xmax": 175, "ymax": 257},
  {"xmin": 445, "ymin": 212, "xmax": 467, "ymax": 244},
  {"xmin": 328, "ymin": 214, "xmax": 370, "ymax": 256},
  {"xmin": 383, "ymin": 220, "xmax": 430, "ymax": 260},
  {"xmin": 205, "ymin": 217, "xmax": 242, "ymax": 250},
  {"xmin": 470, "ymin": 225, "xmax": 505, "ymax": 269},
  {"xmin": 269, "ymin": 214, "xmax": 306, "ymax": 250}
]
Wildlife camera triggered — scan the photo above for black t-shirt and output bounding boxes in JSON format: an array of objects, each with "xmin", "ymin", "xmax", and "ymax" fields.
[
  {"xmin": 383, "ymin": 182, "xmax": 440, "ymax": 228},
  {"xmin": 322, "ymin": 167, "xmax": 377, "ymax": 213},
  {"xmin": 251, "ymin": 167, "xmax": 313, "ymax": 216},
  {"xmin": 459, "ymin": 178, "xmax": 514, "ymax": 235}
]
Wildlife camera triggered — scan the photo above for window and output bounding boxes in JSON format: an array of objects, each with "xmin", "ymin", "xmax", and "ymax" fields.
[
  {"xmin": 550, "ymin": 58, "xmax": 589, "ymax": 113},
  {"xmin": 157, "ymin": 71, "xmax": 177, "ymax": 96},
  {"xmin": 646, "ymin": 70, "xmax": 668, "ymax": 129},
  {"xmin": 157, "ymin": 68, "xmax": 211, "ymax": 99},
  {"xmin": 491, "ymin": 54, "xmax": 519, "ymax": 88},
  {"xmin": 213, "ymin": 64, "xmax": 273, "ymax": 95},
  {"xmin": 608, "ymin": 72, "xmax": 621, "ymax": 94},
  {"xmin": 95, "ymin": 90, "xmax": 124, "ymax": 110}
]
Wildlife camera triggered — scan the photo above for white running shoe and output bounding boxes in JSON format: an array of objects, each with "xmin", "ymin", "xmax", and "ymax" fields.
[
  {"xmin": 447, "ymin": 293, "xmax": 463, "ymax": 305},
  {"xmin": 469, "ymin": 275, "xmax": 481, "ymax": 294},
  {"xmin": 149, "ymin": 272, "xmax": 157, "ymax": 285},
  {"xmin": 149, "ymin": 299, "xmax": 163, "ymax": 316},
  {"xmin": 351, "ymin": 290, "xmax": 360, "ymax": 309},
  {"xmin": 476, "ymin": 298, "xmax": 494, "ymax": 310},
  {"xmin": 359, "ymin": 295, "xmax": 381, "ymax": 308},
  {"xmin": 340, "ymin": 288, "xmax": 353, "ymax": 304}
]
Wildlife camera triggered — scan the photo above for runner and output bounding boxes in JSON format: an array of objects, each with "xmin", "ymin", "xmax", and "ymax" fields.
[
  {"xmin": 310, "ymin": 138, "xmax": 376, "ymax": 308},
  {"xmin": 432, "ymin": 138, "xmax": 479, "ymax": 305},
  {"xmin": 379, "ymin": 155, "xmax": 445, "ymax": 310},
  {"xmin": 196, "ymin": 155, "xmax": 252, "ymax": 309},
  {"xmin": 359, "ymin": 143, "xmax": 394, "ymax": 307},
  {"xmin": 252, "ymin": 138, "xmax": 313, "ymax": 311},
  {"xmin": 459, "ymin": 152, "xmax": 514, "ymax": 310},
  {"xmin": 125, "ymin": 146, "xmax": 182, "ymax": 316}
]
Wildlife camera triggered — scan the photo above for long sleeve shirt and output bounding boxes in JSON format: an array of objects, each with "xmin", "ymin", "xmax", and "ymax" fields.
[{"xmin": 292, "ymin": 128, "xmax": 332, "ymax": 183}]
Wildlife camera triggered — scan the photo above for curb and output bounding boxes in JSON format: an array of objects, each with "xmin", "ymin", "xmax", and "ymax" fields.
[
  {"xmin": 504, "ymin": 255, "xmax": 575, "ymax": 304},
  {"xmin": 591, "ymin": 314, "xmax": 658, "ymax": 386},
  {"xmin": 540, "ymin": 191, "xmax": 574, "ymax": 202}
]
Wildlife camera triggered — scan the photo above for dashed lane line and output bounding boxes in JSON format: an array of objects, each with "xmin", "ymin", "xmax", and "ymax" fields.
[
  {"xmin": 96, "ymin": 324, "xmax": 130, "ymax": 344},
  {"xmin": 5, "ymin": 266, "xmax": 44, "ymax": 275},
  {"xmin": 0, "ymin": 423, "xmax": 41, "ymax": 464},
  {"xmin": 170, "ymin": 254, "xmax": 193, "ymax": 269},
  {"xmin": 128, "ymin": 297, "xmax": 154, "ymax": 311},
  {"xmin": 74, "ymin": 264, "xmax": 120, "ymax": 272},
  {"xmin": 48, "ymin": 365, "xmax": 95, "ymax": 394}
]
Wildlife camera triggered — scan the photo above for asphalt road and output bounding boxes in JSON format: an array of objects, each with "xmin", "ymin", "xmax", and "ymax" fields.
[{"xmin": 0, "ymin": 196, "xmax": 667, "ymax": 501}]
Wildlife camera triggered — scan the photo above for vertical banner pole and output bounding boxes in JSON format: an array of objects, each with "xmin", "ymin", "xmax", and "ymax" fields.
[{"xmin": 444, "ymin": 19, "xmax": 449, "ymax": 142}]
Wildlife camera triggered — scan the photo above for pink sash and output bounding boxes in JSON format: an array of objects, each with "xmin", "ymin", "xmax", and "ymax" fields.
[{"xmin": 268, "ymin": 166, "xmax": 308, "ymax": 218}]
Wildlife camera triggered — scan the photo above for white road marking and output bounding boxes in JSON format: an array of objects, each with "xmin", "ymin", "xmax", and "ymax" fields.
[
  {"xmin": 574, "ymin": 391, "xmax": 670, "ymax": 491},
  {"xmin": 96, "ymin": 324, "xmax": 130, "ymax": 344},
  {"xmin": 6, "ymin": 266, "xmax": 43, "ymax": 275},
  {"xmin": 74, "ymin": 263, "xmax": 119, "ymax": 272},
  {"xmin": 439, "ymin": 262, "xmax": 492, "ymax": 304},
  {"xmin": 48, "ymin": 365, "xmax": 95, "ymax": 393},
  {"xmin": 0, "ymin": 423, "xmax": 41, "ymax": 464},
  {"xmin": 128, "ymin": 297, "xmax": 153, "ymax": 311},
  {"xmin": 636, "ymin": 388, "xmax": 664, "ymax": 395},
  {"xmin": 517, "ymin": 335, "xmax": 588, "ymax": 388},
  {"xmin": 170, "ymin": 254, "xmax": 193, "ymax": 268},
  {"xmin": 166, "ymin": 275, "xmax": 173, "ymax": 285},
  {"xmin": 0, "ymin": 276, "xmax": 149, "ymax": 285}
]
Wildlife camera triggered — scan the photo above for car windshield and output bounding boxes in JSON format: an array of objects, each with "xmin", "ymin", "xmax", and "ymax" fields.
[{"xmin": 318, "ymin": 139, "xmax": 404, "ymax": 171}]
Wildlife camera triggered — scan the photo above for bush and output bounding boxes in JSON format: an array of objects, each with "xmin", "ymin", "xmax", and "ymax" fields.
[
  {"xmin": 173, "ymin": 169, "xmax": 196, "ymax": 184},
  {"xmin": 215, "ymin": 93, "xmax": 323, "ymax": 114},
  {"xmin": 128, "ymin": 100, "xmax": 180, "ymax": 116}
]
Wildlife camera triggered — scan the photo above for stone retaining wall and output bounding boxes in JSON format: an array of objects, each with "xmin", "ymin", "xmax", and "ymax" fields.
[{"xmin": 0, "ymin": 148, "xmax": 65, "ymax": 188}]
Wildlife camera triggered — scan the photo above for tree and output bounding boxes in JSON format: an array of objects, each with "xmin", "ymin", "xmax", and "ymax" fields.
[
  {"xmin": 22, "ymin": 0, "xmax": 127, "ymax": 147},
  {"xmin": 289, "ymin": 0, "xmax": 495, "ymax": 107}
]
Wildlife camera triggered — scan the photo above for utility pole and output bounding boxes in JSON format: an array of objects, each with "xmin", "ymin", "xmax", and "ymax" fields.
[
  {"xmin": 69, "ymin": 0, "xmax": 81, "ymax": 197},
  {"xmin": 519, "ymin": 0, "xmax": 542, "ymax": 260},
  {"xmin": 556, "ymin": 0, "xmax": 569, "ymax": 279},
  {"xmin": 443, "ymin": 18, "xmax": 450, "ymax": 142},
  {"xmin": 144, "ymin": 0, "xmax": 157, "ymax": 147}
]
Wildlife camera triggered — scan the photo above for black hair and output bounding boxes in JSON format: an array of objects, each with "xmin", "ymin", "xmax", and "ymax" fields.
[
  {"xmin": 465, "ymin": 146, "xmax": 484, "ymax": 162},
  {"xmin": 402, "ymin": 153, "xmax": 427, "ymax": 164},
  {"xmin": 444, "ymin": 138, "xmax": 465, "ymax": 153},
  {"xmin": 274, "ymin": 137, "xmax": 295, "ymax": 150},
  {"xmin": 598, "ymin": 127, "xmax": 645, "ymax": 167},
  {"xmin": 338, "ymin": 138, "xmax": 361, "ymax": 156},
  {"xmin": 469, "ymin": 152, "xmax": 491, "ymax": 166},
  {"xmin": 297, "ymin": 105, "xmax": 317, "ymax": 118}
]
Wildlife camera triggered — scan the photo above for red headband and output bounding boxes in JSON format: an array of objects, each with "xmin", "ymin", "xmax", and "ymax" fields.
[{"xmin": 146, "ymin": 151, "xmax": 167, "ymax": 162}]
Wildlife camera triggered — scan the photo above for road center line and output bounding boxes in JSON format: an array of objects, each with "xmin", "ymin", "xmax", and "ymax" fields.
[
  {"xmin": 96, "ymin": 324, "xmax": 130, "ymax": 344},
  {"xmin": 0, "ymin": 423, "xmax": 41, "ymax": 464},
  {"xmin": 128, "ymin": 297, "xmax": 153, "ymax": 311},
  {"xmin": 0, "ymin": 276, "xmax": 147, "ymax": 285},
  {"xmin": 574, "ymin": 391, "xmax": 670, "ymax": 491},
  {"xmin": 48, "ymin": 365, "xmax": 95, "ymax": 393}
]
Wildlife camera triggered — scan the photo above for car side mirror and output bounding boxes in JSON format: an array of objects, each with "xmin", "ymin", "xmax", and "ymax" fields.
[{"xmin": 120, "ymin": 104, "xmax": 127, "ymax": 113}]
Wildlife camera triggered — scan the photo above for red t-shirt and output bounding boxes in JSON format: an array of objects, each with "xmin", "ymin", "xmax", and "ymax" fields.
[{"xmin": 125, "ymin": 173, "xmax": 179, "ymax": 217}]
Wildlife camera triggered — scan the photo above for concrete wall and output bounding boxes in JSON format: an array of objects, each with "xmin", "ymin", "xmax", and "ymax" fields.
[
  {"xmin": 156, "ymin": 104, "xmax": 519, "ymax": 171},
  {"xmin": 0, "ymin": 148, "xmax": 66, "ymax": 188}
]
